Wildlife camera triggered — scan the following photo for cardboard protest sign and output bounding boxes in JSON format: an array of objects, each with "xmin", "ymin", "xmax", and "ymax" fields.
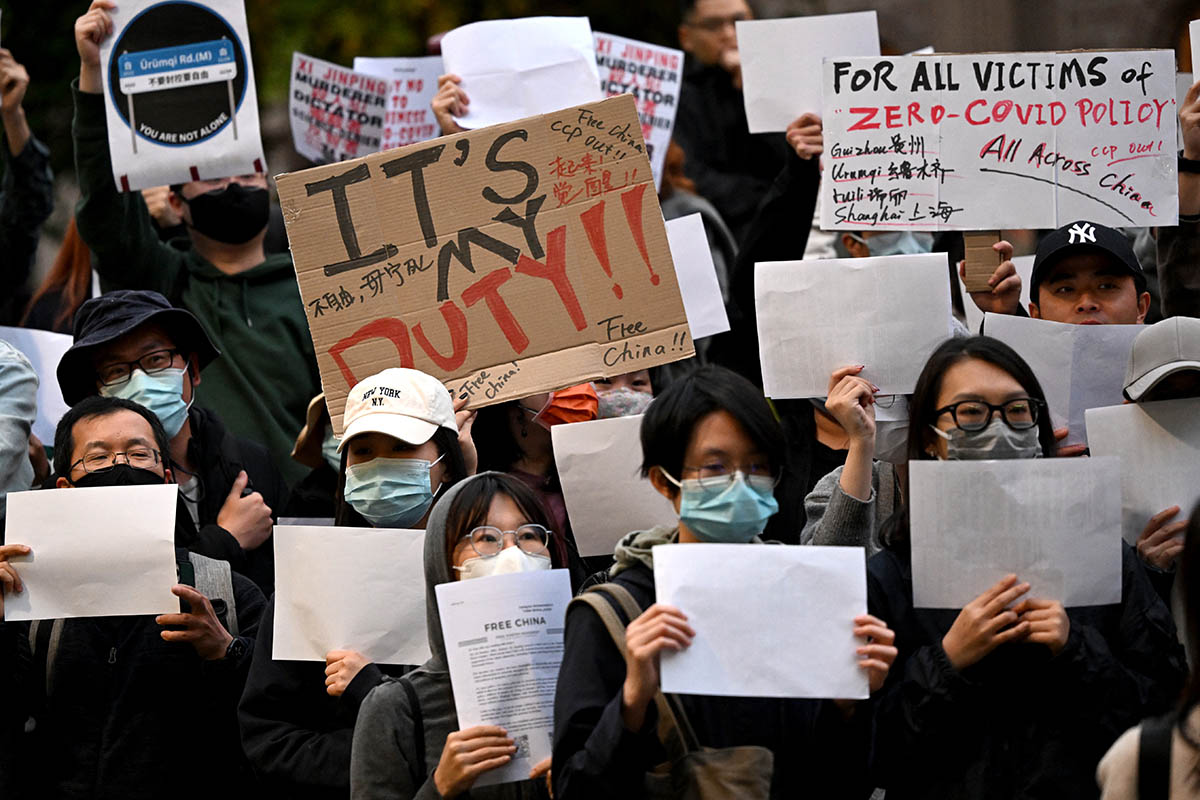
[
  {"xmin": 821, "ymin": 51, "xmax": 1177, "ymax": 230},
  {"xmin": 353, "ymin": 56, "xmax": 443, "ymax": 150},
  {"xmin": 290, "ymin": 53, "xmax": 386, "ymax": 164},
  {"xmin": 737, "ymin": 12, "xmax": 879, "ymax": 134},
  {"xmin": 99, "ymin": 0, "xmax": 266, "ymax": 191},
  {"xmin": 276, "ymin": 95, "xmax": 694, "ymax": 434},
  {"xmin": 594, "ymin": 32, "xmax": 683, "ymax": 189}
]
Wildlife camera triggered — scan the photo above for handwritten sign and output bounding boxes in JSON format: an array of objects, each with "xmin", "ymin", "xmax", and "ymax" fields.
[
  {"xmin": 820, "ymin": 51, "xmax": 1177, "ymax": 230},
  {"xmin": 353, "ymin": 56, "xmax": 443, "ymax": 150},
  {"xmin": 594, "ymin": 32, "xmax": 683, "ymax": 189},
  {"xmin": 276, "ymin": 95, "xmax": 694, "ymax": 434},
  {"xmin": 290, "ymin": 53, "xmax": 386, "ymax": 164}
]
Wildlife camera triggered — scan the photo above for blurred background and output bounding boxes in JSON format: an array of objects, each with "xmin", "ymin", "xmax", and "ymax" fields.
[{"xmin": 6, "ymin": 0, "xmax": 1200, "ymax": 283}]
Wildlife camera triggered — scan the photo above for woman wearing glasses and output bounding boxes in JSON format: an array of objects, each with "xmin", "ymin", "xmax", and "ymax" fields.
[
  {"xmin": 239, "ymin": 368, "xmax": 469, "ymax": 800},
  {"xmin": 866, "ymin": 336, "xmax": 1185, "ymax": 797},
  {"xmin": 550, "ymin": 365, "xmax": 896, "ymax": 799},
  {"xmin": 352, "ymin": 471, "xmax": 563, "ymax": 799}
]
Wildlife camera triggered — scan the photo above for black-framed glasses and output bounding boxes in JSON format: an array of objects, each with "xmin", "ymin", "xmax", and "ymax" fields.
[
  {"xmin": 97, "ymin": 348, "xmax": 183, "ymax": 387},
  {"xmin": 461, "ymin": 524, "xmax": 552, "ymax": 558},
  {"xmin": 935, "ymin": 398, "xmax": 1043, "ymax": 432},
  {"xmin": 70, "ymin": 447, "xmax": 162, "ymax": 474}
]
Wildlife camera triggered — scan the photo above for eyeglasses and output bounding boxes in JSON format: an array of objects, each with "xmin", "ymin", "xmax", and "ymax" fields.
[
  {"xmin": 70, "ymin": 447, "xmax": 162, "ymax": 474},
  {"xmin": 97, "ymin": 349, "xmax": 183, "ymax": 387},
  {"xmin": 667, "ymin": 463, "xmax": 779, "ymax": 490},
  {"xmin": 935, "ymin": 398, "xmax": 1043, "ymax": 432},
  {"xmin": 461, "ymin": 524, "xmax": 552, "ymax": 558},
  {"xmin": 687, "ymin": 12, "xmax": 748, "ymax": 31}
]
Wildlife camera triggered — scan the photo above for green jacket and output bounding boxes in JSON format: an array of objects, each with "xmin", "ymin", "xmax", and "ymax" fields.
[{"xmin": 71, "ymin": 81, "xmax": 318, "ymax": 484}]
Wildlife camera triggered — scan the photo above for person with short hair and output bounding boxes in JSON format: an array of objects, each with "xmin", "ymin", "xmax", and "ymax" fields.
[
  {"xmin": 239, "ymin": 368, "xmax": 469, "ymax": 800},
  {"xmin": 56, "ymin": 289, "xmax": 285, "ymax": 594},
  {"xmin": 552, "ymin": 365, "xmax": 895, "ymax": 799},
  {"xmin": 867, "ymin": 336, "xmax": 1185, "ymax": 798},
  {"xmin": 0, "ymin": 395, "xmax": 265, "ymax": 800}
]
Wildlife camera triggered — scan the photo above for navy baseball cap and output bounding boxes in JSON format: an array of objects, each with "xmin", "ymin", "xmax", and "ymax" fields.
[
  {"xmin": 1029, "ymin": 220, "xmax": 1145, "ymax": 303},
  {"xmin": 57, "ymin": 290, "xmax": 220, "ymax": 405}
]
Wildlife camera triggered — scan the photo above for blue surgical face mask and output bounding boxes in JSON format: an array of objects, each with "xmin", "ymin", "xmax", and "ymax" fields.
[
  {"xmin": 100, "ymin": 367, "xmax": 191, "ymax": 438},
  {"xmin": 343, "ymin": 454, "xmax": 444, "ymax": 528},
  {"xmin": 321, "ymin": 428, "xmax": 342, "ymax": 471},
  {"xmin": 857, "ymin": 231, "xmax": 934, "ymax": 257},
  {"xmin": 661, "ymin": 469, "xmax": 779, "ymax": 543}
]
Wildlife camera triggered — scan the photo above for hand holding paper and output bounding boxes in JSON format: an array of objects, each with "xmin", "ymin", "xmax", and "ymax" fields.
[
  {"xmin": 940, "ymin": 574, "xmax": 1032, "ymax": 670},
  {"xmin": 0, "ymin": 543, "xmax": 31, "ymax": 620}
]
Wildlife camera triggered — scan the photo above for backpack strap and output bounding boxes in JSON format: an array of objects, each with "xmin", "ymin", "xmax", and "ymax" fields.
[
  {"xmin": 570, "ymin": 585, "xmax": 698, "ymax": 761},
  {"xmin": 28, "ymin": 618, "xmax": 65, "ymax": 698},
  {"xmin": 400, "ymin": 677, "xmax": 427, "ymax": 784},
  {"xmin": 186, "ymin": 552, "xmax": 238, "ymax": 637},
  {"xmin": 1138, "ymin": 714, "xmax": 1173, "ymax": 800},
  {"xmin": 878, "ymin": 464, "xmax": 896, "ymax": 525}
]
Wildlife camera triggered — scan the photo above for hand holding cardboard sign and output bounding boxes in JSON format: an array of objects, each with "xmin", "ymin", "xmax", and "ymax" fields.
[
  {"xmin": 75, "ymin": 0, "xmax": 116, "ymax": 93},
  {"xmin": 959, "ymin": 239, "xmax": 1021, "ymax": 316}
]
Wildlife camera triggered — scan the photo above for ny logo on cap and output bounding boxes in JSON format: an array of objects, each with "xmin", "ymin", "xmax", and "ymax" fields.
[{"xmin": 1068, "ymin": 223, "xmax": 1096, "ymax": 244}]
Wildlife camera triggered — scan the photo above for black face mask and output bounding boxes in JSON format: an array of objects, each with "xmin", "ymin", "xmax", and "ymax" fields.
[
  {"xmin": 71, "ymin": 464, "xmax": 167, "ymax": 488},
  {"xmin": 184, "ymin": 183, "xmax": 270, "ymax": 245}
]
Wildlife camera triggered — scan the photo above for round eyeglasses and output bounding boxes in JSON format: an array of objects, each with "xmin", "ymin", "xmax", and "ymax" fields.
[{"xmin": 461, "ymin": 524, "xmax": 552, "ymax": 558}]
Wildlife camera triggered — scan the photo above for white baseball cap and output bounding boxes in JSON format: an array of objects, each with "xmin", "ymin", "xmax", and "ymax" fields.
[
  {"xmin": 1123, "ymin": 316, "xmax": 1200, "ymax": 401},
  {"xmin": 338, "ymin": 368, "xmax": 457, "ymax": 452}
]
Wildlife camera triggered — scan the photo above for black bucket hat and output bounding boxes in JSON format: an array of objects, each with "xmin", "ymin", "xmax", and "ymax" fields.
[{"xmin": 57, "ymin": 290, "xmax": 220, "ymax": 405}]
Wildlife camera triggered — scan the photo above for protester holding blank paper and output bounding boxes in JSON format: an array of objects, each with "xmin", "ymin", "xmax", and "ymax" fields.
[
  {"xmin": 673, "ymin": 0, "xmax": 790, "ymax": 243},
  {"xmin": 866, "ymin": 336, "xmax": 1185, "ymax": 797},
  {"xmin": 552, "ymin": 365, "xmax": 895, "ymax": 799},
  {"xmin": 56, "ymin": 290, "xmax": 287, "ymax": 594},
  {"xmin": 0, "ymin": 394, "xmax": 265, "ymax": 800},
  {"xmin": 240, "ymin": 368, "xmax": 467, "ymax": 800},
  {"xmin": 352, "ymin": 471, "xmax": 568, "ymax": 799}
]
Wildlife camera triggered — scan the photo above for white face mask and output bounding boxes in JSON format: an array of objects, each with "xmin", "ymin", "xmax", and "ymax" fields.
[{"xmin": 455, "ymin": 545, "xmax": 551, "ymax": 581}]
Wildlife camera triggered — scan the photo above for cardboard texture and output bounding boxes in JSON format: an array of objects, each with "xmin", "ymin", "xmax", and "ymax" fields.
[
  {"xmin": 820, "ymin": 50, "xmax": 1178, "ymax": 230},
  {"xmin": 276, "ymin": 94, "xmax": 694, "ymax": 434},
  {"xmin": 962, "ymin": 230, "xmax": 1001, "ymax": 292}
]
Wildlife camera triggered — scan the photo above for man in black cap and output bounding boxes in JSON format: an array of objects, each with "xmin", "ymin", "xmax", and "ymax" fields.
[
  {"xmin": 966, "ymin": 220, "xmax": 1151, "ymax": 326},
  {"xmin": 57, "ymin": 290, "xmax": 284, "ymax": 594}
]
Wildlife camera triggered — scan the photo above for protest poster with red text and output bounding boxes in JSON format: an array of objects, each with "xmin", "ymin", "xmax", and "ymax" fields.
[
  {"xmin": 594, "ymin": 32, "xmax": 683, "ymax": 189},
  {"xmin": 820, "ymin": 51, "xmax": 1177, "ymax": 230},
  {"xmin": 290, "ymin": 52, "xmax": 386, "ymax": 164},
  {"xmin": 276, "ymin": 95, "xmax": 694, "ymax": 433},
  {"xmin": 353, "ymin": 56, "xmax": 443, "ymax": 150}
]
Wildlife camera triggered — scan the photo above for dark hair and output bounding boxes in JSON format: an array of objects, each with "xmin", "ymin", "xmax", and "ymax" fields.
[
  {"xmin": 906, "ymin": 335, "xmax": 1057, "ymax": 464},
  {"xmin": 1176, "ymin": 500, "xmax": 1200, "ymax": 775},
  {"xmin": 22, "ymin": 217, "xmax": 92, "ymax": 333},
  {"xmin": 638, "ymin": 364, "xmax": 786, "ymax": 487},
  {"xmin": 472, "ymin": 401, "xmax": 526, "ymax": 475},
  {"xmin": 442, "ymin": 472, "xmax": 561, "ymax": 574},
  {"xmin": 54, "ymin": 395, "xmax": 172, "ymax": 480},
  {"xmin": 333, "ymin": 426, "xmax": 468, "ymax": 527},
  {"xmin": 881, "ymin": 336, "xmax": 1056, "ymax": 552}
]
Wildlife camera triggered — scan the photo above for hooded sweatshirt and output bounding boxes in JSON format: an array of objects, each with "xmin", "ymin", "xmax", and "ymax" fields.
[
  {"xmin": 71, "ymin": 81, "xmax": 321, "ymax": 485},
  {"xmin": 552, "ymin": 527, "xmax": 873, "ymax": 800},
  {"xmin": 351, "ymin": 473, "xmax": 551, "ymax": 800}
]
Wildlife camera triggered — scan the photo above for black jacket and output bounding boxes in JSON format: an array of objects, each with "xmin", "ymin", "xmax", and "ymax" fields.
[
  {"xmin": 866, "ymin": 543, "xmax": 1186, "ymax": 799},
  {"xmin": 178, "ymin": 405, "xmax": 289, "ymax": 594},
  {"xmin": 673, "ymin": 60, "xmax": 791, "ymax": 243},
  {"xmin": 238, "ymin": 595, "xmax": 408, "ymax": 800},
  {"xmin": 551, "ymin": 560, "xmax": 872, "ymax": 799},
  {"xmin": 0, "ymin": 547, "xmax": 265, "ymax": 800}
]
